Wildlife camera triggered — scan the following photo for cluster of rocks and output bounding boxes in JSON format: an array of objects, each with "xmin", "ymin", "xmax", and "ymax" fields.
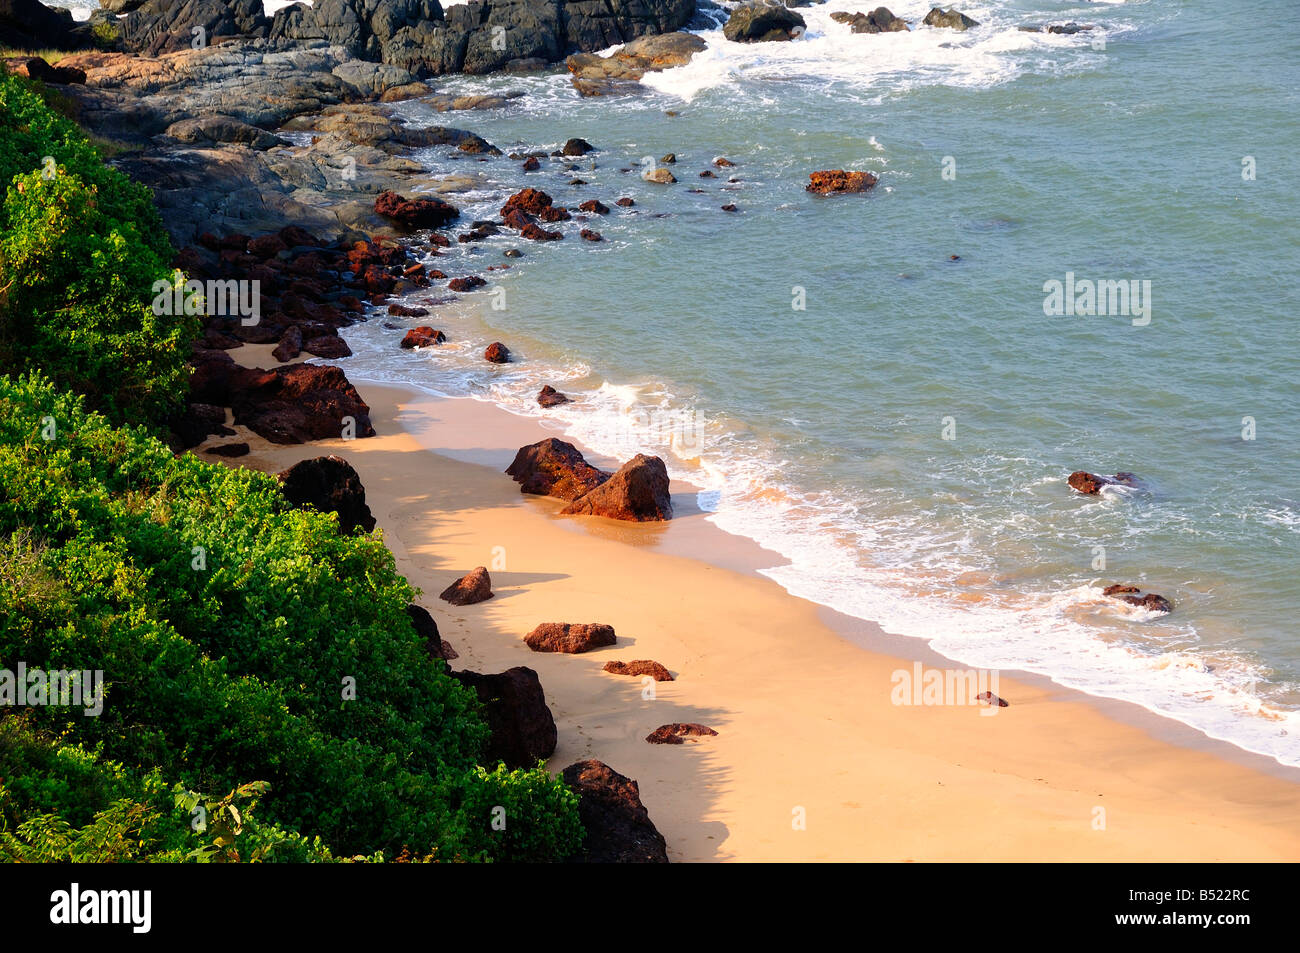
[
  {"xmin": 115, "ymin": 0, "xmax": 696, "ymax": 77},
  {"xmin": 506, "ymin": 438, "xmax": 673, "ymax": 521},
  {"xmin": 566, "ymin": 31, "xmax": 706, "ymax": 96}
]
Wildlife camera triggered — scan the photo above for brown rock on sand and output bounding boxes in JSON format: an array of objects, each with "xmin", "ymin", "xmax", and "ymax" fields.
[
  {"xmin": 525, "ymin": 622, "xmax": 616, "ymax": 654},
  {"xmin": 976, "ymin": 691, "xmax": 1008, "ymax": 708},
  {"xmin": 646, "ymin": 723, "xmax": 717, "ymax": 744},
  {"xmin": 603, "ymin": 660, "xmax": 674, "ymax": 681},
  {"xmin": 439, "ymin": 566, "xmax": 494, "ymax": 606},
  {"xmin": 505, "ymin": 438, "xmax": 610, "ymax": 501},
  {"xmin": 560, "ymin": 453, "xmax": 672, "ymax": 521}
]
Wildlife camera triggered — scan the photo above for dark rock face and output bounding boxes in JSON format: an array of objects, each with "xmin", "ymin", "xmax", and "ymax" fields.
[
  {"xmin": 22, "ymin": 57, "xmax": 86, "ymax": 85},
  {"xmin": 537, "ymin": 385, "xmax": 570, "ymax": 408},
  {"xmin": 449, "ymin": 275, "xmax": 488, "ymax": 292},
  {"xmin": 170, "ymin": 401, "xmax": 233, "ymax": 448},
  {"xmin": 122, "ymin": 0, "xmax": 270, "ymax": 56},
  {"xmin": 439, "ymin": 566, "xmax": 494, "ymax": 605},
  {"xmin": 923, "ymin": 7, "xmax": 977, "ymax": 30},
  {"xmin": 561, "ymin": 759, "xmax": 669, "ymax": 863},
  {"xmin": 1, "ymin": 0, "xmax": 81, "ymax": 51},
  {"xmin": 204, "ymin": 442, "xmax": 250, "ymax": 457},
  {"xmin": 806, "ymin": 169, "xmax": 878, "ymax": 193},
  {"xmin": 505, "ymin": 437, "xmax": 610, "ymax": 501},
  {"xmin": 560, "ymin": 453, "xmax": 672, "ymax": 521},
  {"xmin": 603, "ymin": 659, "xmax": 673, "ymax": 681},
  {"xmin": 525, "ymin": 622, "xmax": 617, "ymax": 654},
  {"xmin": 406, "ymin": 603, "xmax": 445, "ymax": 659},
  {"xmin": 265, "ymin": 0, "xmax": 697, "ymax": 78},
  {"xmin": 450, "ymin": 667, "xmax": 558, "ymax": 769},
  {"xmin": 562, "ymin": 137, "xmax": 595, "ymax": 155},
  {"xmin": 723, "ymin": 3, "xmax": 805, "ymax": 42},
  {"xmin": 224, "ymin": 363, "xmax": 376, "ymax": 445},
  {"xmin": 278, "ymin": 455, "xmax": 377, "ymax": 535},
  {"xmin": 645, "ymin": 722, "xmax": 717, "ymax": 744},
  {"xmin": 375, "ymin": 190, "xmax": 460, "ymax": 229}
]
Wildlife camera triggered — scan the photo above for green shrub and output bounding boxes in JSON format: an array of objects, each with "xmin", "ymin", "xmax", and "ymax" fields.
[
  {"xmin": 0, "ymin": 70, "xmax": 188, "ymax": 427},
  {"xmin": 0, "ymin": 373, "xmax": 582, "ymax": 860}
]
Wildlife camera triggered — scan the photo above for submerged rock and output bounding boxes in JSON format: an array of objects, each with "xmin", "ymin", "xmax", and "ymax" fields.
[
  {"xmin": 923, "ymin": 7, "xmax": 978, "ymax": 31},
  {"xmin": 1067, "ymin": 471, "xmax": 1139, "ymax": 495},
  {"xmin": 537, "ymin": 385, "xmax": 571, "ymax": 408},
  {"xmin": 400, "ymin": 326, "xmax": 446, "ymax": 348},
  {"xmin": 806, "ymin": 170, "xmax": 878, "ymax": 194}
]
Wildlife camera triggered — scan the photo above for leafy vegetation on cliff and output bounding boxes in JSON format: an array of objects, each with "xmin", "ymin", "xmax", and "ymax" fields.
[{"xmin": 0, "ymin": 70, "xmax": 582, "ymax": 862}]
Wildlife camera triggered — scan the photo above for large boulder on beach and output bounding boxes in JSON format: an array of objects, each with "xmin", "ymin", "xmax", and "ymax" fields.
[
  {"xmin": 450, "ymin": 667, "xmax": 558, "ymax": 769},
  {"xmin": 227, "ymin": 363, "xmax": 376, "ymax": 445},
  {"xmin": 560, "ymin": 454, "xmax": 672, "ymax": 521},
  {"xmin": 807, "ymin": 170, "xmax": 878, "ymax": 194},
  {"xmin": 525, "ymin": 622, "xmax": 617, "ymax": 654},
  {"xmin": 723, "ymin": 4, "xmax": 806, "ymax": 43},
  {"xmin": 506, "ymin": 438, "xmax": 611, "ymax": 501},
  {"xmin": 1067, "ymin": 471, "xmax": 1139, "ymax": 495},
  {"xmin": 440, "ymin": 567, "xmax": 494, "ymax": 606},
  {"xmin": 923, "ymin": 7, "xmax": 977, "ymax": 30},
  {"xmin": 278, "ymin": 455, "xmax": 377, "ymax": 535},
  {"xmin": 561, "ymin": 759, "xmax": 669, "ymax": 863}
]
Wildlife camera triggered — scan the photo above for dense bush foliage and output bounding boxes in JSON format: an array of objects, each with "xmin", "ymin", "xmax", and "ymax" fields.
[
  {"xmin": 0, "ymin": 374, "xmax": 583, "ymax": 861},
  {"xmin": 0, "ymin": 69, "xmax": 192, "ymax": 426}
]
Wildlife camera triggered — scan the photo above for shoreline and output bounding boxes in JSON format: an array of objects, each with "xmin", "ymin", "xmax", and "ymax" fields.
[{"xmin": 208, "ymin": 360, "xmax": 1300, "ymax": 861}]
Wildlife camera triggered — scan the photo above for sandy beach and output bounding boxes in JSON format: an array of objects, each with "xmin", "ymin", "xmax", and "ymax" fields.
[{"xmin": 207, "ymin": 350, "xmax": 1300, "ymax": 861}]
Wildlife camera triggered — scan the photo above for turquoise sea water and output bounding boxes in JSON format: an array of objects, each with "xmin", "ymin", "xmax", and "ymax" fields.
[{"xmin": 257, "ymin": 0, "xmax": 1300, "ymax": 763}]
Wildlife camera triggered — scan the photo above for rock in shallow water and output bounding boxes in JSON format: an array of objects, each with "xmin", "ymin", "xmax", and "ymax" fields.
[
  {"xmin": 724, "ymin": 4, "xmax": 806, "ymax": 43},
  {"xmin": 806, "ymin": 170, "xmax": 878, "ymax": 194}
]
